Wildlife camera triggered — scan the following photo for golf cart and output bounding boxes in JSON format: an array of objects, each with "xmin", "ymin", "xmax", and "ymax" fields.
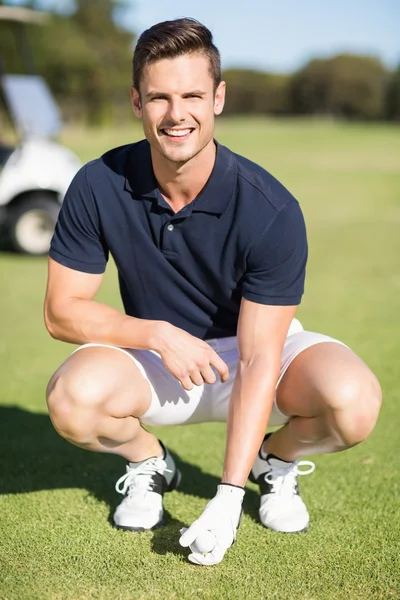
[{"xmin": 0, "ymin": 6, "xmax": 81, "ymax": 255}]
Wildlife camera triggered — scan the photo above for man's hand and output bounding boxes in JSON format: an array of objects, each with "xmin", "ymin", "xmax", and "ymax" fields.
[
  {"xmin": 179, "ymin": 484, "xmax": 244, "ymax": 566},
  {"xmin": 153, "ymin": 323, "xmax": 229, "ymax": 390}
]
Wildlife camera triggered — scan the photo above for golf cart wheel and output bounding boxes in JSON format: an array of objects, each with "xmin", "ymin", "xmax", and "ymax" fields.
[{"xmin": 7, "ymin": 194, "xmax": 60, "ymax": 255}]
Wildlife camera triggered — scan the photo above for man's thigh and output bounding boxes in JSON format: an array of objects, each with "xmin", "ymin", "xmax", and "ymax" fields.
[
  {"xmin": 275, "ymin": 334, "xmax": 373, "ymax": 418},
  {"xmin": 207, "ymin": 323, "xmax": 349, "ymax": 427},
  {"xmin": 47, "ymin": 344, "xmax": 153, "ymax": 418},
  {"xmin": 60, "ymin": 343, "xmax": 210, "ymax": 427}
]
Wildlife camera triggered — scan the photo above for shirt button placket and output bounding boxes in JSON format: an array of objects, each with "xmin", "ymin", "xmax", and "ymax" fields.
[{"xmin": 161, "ymin": 220, "xmax": 176, "ymax": 253}]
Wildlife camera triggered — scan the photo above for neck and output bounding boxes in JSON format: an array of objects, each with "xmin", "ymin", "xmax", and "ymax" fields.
[{"xmin": 150, "ymin": 139, "xmax": 216, "ymax": 212}]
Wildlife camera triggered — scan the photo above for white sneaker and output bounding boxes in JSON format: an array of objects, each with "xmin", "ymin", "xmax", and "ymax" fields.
[
  {"xmin": 113, "ymin": 441, "xmax": 181, "ymax": 531},
  {"xmin": 250, "ymin": 436, "xmax": 315, "ymax": 533}
]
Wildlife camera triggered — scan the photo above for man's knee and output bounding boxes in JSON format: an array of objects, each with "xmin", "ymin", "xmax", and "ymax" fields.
[
  {"xmin": 47, "ymin": 347, "xmax": 131, "ymax": 445},
  {"xmin": 324, "ymin": 371, "xmax": 382, "ymax": 447},
  {"xmin": 46, "ymin": 348, "xmax": 146, "ymax": 446},
  {"xmin": 46, "ymin": 364, "xmax": 110, "ymax": 445}
]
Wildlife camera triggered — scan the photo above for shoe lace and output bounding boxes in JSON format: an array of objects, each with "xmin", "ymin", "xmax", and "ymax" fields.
[
  {"xmin": 115, "ymin": 457, "xmax": 171, "ymax": 498},
  {"xmin": 265, "ymin": 461, "xmax": 315, "ymax": 498}
]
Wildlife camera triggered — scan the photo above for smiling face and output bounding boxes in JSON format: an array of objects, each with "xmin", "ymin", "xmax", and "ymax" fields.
[{"xmin": 131, "ymin": 52, "xmax": 225, "ymax": 166}]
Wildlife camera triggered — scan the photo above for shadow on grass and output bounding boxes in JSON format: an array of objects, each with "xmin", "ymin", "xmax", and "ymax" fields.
[
  {"xmin": 150, "ymin": 512, "xmax": 188, "ymax": 558},
  {"xmin": 0, "ymin": 406, "xmax": 260, "ymax": 531}
]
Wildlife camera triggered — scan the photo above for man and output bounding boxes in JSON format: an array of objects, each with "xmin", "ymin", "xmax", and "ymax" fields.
[{"xmin": 45, "ymin": 18, "xmax": 381, "ymax": 566}]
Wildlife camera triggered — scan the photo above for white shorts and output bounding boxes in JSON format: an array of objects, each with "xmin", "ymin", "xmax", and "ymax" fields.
[{"xmin": 73, "ymin": 319, "xmax": 347, "ymax": 428}]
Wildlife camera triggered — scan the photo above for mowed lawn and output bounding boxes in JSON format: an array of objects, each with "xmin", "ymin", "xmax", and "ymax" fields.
[{"xmin": 0, "ymin": 118, "xmax": 399, "ymax": 600}]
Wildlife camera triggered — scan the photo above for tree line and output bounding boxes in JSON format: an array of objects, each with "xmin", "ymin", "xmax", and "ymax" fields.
[
  {"xmin": 0, "ymin": 1, "xmax": 399, "ymax": 124},
  {"xmin": 224, "ymin": 56, "xmax": 400, "ymax": 121}
]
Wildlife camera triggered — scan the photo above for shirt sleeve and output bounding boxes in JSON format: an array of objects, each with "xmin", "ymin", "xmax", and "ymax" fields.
[
  {"xmin": 241, "ymin": 201, "xmax": 308, "ymax": 305},
  {"xmin": 49, "ymin": 164, "xmax": 108, "ymax": 274}
]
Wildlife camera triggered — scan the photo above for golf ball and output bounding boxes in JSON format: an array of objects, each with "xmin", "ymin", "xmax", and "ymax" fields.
[{"xmin": 190, "ymin": 530, "xmax": 216, "ymax": 554}]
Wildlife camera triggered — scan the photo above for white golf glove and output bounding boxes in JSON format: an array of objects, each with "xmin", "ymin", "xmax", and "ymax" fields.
[{"xmin": 179, "ymin": 483, "xmax": 245, "ymax": 566}]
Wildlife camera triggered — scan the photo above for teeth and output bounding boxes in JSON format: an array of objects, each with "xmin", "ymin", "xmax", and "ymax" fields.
[{"xmin": 163, "ymin": 129, "xmax": 191, "ymax": 137}]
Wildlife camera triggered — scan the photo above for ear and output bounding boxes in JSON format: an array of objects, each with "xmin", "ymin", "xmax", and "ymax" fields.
[
  {"xmin": 130, "ymin": 86, "xmax": 142, "ymax": 119},
  {"xmin": 214, "ymin": 81, "xmax": 226, "ymax": 116}
]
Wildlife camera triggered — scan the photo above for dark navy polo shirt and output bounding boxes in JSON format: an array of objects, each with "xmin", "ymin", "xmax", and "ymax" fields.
[{"xmin": 50, "ymin": 140, "xmax": 307, "ymax": 340}]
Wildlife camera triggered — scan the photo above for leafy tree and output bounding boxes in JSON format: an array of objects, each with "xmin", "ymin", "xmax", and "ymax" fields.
[
  {"xmin": 0, "ymin": 0, "xmax": 135, "ymax": 125},
  {"xmin": 291, "ymin": 54, "xmax": 388, "ymax": 119},
  {"xmin": 223, "ymin": 69, "xmax": 292, "ymax": 116},
  {"xmin": 385, "ymin": 64, "xmax": 400, "ymax": 120},
  {"xmin": 70, "ymin": 1, "xmax": 134, "ymax": 124}
]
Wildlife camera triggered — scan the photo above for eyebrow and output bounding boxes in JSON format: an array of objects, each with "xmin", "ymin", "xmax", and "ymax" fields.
[{"xmin": 145, "ymin": 90, "xmax": 207, "ymax": 99}]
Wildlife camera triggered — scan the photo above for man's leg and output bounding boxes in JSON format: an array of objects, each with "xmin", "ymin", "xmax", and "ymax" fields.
[
  {"xmin": 250, "ymin": 341, "xmax": 381, "ymax": 533},
  {"xmin": 265, "ymin": 342, "xmax": 382, "ymax": 460},
  {"xmin": 46, "ymin": 346, "xmax": 161, "ymax": 461},
  {"xmin": 46, "ymin": 346, "xmax": 180, "ymax": 531}
]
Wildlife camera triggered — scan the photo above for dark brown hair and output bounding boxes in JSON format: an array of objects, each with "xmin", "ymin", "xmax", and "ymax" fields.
[{"xmin": 132, "ymin": 18, "xmax": 221, "ymax": 91}]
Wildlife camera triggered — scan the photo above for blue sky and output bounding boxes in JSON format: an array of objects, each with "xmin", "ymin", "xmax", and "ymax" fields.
[
  {"xmin": 5, "ymin": 0, "xmax": 400, "ymax": 72},
  {"xmin": 129, "ymin": 0, "xmax": 399, "ymax": 72}
]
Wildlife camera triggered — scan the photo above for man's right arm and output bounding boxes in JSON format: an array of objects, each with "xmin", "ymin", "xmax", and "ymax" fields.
[
  {"xmin": 44, "ymin": 258, "xmax": 229, "ymax": 388},
  {"xmin": 45, "ymin": 163, "xmax": 163, "ymax": 352},
  {"xmin": 44, "ymin": 258, "xmax": 164, "ymax": 350}
]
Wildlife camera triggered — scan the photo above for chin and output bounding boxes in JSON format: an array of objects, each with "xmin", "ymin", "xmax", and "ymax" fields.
[{"xmin": 163, "ymin": 147, "xmax": 197, "ymax": 164}]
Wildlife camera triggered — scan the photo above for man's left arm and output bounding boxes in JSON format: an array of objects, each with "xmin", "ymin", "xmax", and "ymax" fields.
[
  {"xmin": 222, "ymin": 300, "xmax": 298, "ymax": 487},
  {"xmin": 179, "ymin": 302, "xmax": 297, "ymax": 566},
  {"xmin": 179, "ymin": 200, "xmax": 307, "ymax": 565}
]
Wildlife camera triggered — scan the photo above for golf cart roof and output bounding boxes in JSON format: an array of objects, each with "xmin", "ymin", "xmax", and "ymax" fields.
[
  {"xmin": 0, "ymin": 6, "xmax": 61, "ymax": 139},
  {"xmin": 2, "ymin": 75, "xmax": 62, "ymax": 139},
  {"xmin": 0, "ymin": 6, "xmax": 48, "ymax": 25}
]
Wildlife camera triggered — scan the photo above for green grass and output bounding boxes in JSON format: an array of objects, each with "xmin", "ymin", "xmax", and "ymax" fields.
[{"xmin": 1, "ymin": 117, "xmax": 399, "ymax": 600}]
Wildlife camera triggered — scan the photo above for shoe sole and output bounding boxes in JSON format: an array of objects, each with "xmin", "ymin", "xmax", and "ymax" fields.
[
  {"xmin": 115, "ymin": 520, "xmax": 165, "ymax": 532},
  {"xmin": 261, "ymin": 523, "xmax": 309, "ymax": 534},
  {"xmin": 114, "ymin": 468, "xmax": 182, "ymax": 533}
]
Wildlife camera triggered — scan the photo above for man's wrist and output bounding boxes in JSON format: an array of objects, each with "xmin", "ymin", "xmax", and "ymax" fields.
[
  {"xmin": 221, "ymin": 472, "xmax": 248, "ymax": 488},
  {"xmin": 146, "ymin": 320, "xmax": 171, "ymax": 352},
  {"xmin": 219, "ymin": 482, "xmax": 245, "ymax": 490},
  {"xmin": 118, "ymin": 315, "xmax": 167, "ymax": 351},
  {"xmin": 216, "ymin": 483, "xmax": 245, "ymax": 501}
]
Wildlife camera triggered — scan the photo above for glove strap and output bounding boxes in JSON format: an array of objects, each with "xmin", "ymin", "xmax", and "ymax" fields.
[
  {"xmin": 216, "ymin": 483, "xmax": 245, "ymax": 501},
  {"xmin": 219, "ymin": 482, "xmax": 245, "ymax": 490}
]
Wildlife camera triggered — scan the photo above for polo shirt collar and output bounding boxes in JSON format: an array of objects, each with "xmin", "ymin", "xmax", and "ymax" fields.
[
  {"xmin": 124, "ymin": 139, "xmax": 159, "ymax": 199},
  {"xmin": 192, "ymin": 142, "xmax": 237, "ymax": 215},
  {"xmin": 124, "ymin": 139, "xmax": 237, "ymax": 215}
]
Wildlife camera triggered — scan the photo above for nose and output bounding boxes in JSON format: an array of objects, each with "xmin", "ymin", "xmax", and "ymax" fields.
[{"xmin": 166, "ymin": 97, "xmax": 186, "ymax": 124}]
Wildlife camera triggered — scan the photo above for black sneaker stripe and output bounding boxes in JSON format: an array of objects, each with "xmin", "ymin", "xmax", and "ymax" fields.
[
  {"xmin": 142, "ymin": 466, "xmax": 181, "ymax": 496},
  {"xmin": 250, "ymin": 470, "xmax": 301, "ymax": 497}
]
